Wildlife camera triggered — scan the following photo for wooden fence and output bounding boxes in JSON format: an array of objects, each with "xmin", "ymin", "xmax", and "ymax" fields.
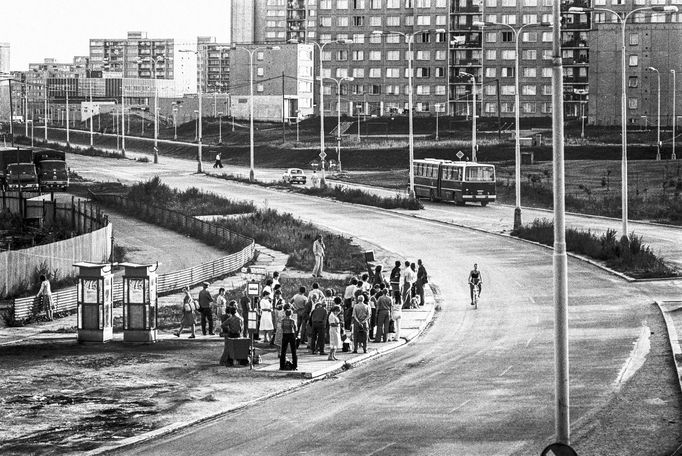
[
  {"xmin": 1, "ymin": 193, "xmax": 111, "ymax": 297},
  {"xmin": 8, "ymin": 195, "xmax": 255, "ymax": 322}
]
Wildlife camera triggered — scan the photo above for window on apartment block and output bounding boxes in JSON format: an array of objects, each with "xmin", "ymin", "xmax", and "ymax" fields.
[
  {"xmin": 257, "ymin": 67, "xmax": 264, "ymax": 76},
  {"xmin": 417, "ymin": 16, "xmax": 431, "ymax": 25},
  {"xmin": 485, "ymin": 50, "xmax": 497, "ymax": 60},
  {"xmin": 435, "ymin": 85, "xmax": 446, "ymax": 95},
  {"xmin": 386, "ymin": 85, "xmax": 400, "ymax": 95},
  {"xmin": 417, "ymin": 50, "xmax": 431, "ymax": 60},
  {"xmin": 501, "ymin": 102, "xmax": 515, "ymax": 113},
  {"xmin": 541, "ymin": 14, "xmax": 552, "ymax": 23},
  {"xmin": 436, "ymin": 0, "xmax": 446, "ymax": 6},
  {"xmin": 416, "ymin": 85, "xmax": 430, "ymax": 95},
  {"xmin": 417, "ymin": 102, "xmax": 430, "ymax": 112},
  {"xmin": 522, "ymin": 32, "xmax": 537, "ymax": 43},
  {"xmin": 352, "ymin": 50, "xmax": 364, "ymax": 60},
  {"xmin": 321, "ymin": 16, "xmax": 332, "ymax": 26},
  {"xmin": 386, "ymin": 34, "xmax": 400, "ymax": 43},
  {"xmin": 524, "ymin": 0, "xmax": 537, "ymax": 5},
  {"xmin": 501, "ymin": 67, "xmax": 515, "ymax": 77},
  {"xmin": 353, "ymin": 0, "xmax": 365, "ymax": 7},
  {"xmin": 405, "ymin": 16, "xmax": 414, "ymax": 26},
  {"xmin": 629, "ymin": 55, "xmax": 638, "ymax": 66},
  {"xmin": 386, "ymin": 68, "xmax": 400, "ymax": 78},
  {"xmin": 485, "ymin": 67, "xmax": 497, "ymax": 78},
  {"xmin": 371, "ymin": 0, "xmax": 382, "ymax": 7},
  {"xmin": 322, "ymin": 50, "xmax": 332, "ymax": 61},
  {"xmin": 436, "ymin": 15, "xmax": 447, "ymax": 26},
  {"xmin": 353, "ymin": 16, "xmax": 365, "ymax": 25},
  {"xmin": 322, "ymin": 68, "xmax": 332, "ymax": 78},
  {"xmin": 416, "ymin": 0, "xmax": 431, "ymax": 6},
  {"xmin": 369, "ymin": 33, "xmax": 381, "ymax": 44},
  {"xmin": 353, "ymin": 33, "xmax": 365, "ymax": 43},
  {"xmin": 629, "ymin": 33, "xmax": 639, "ymax": 46},
  {"xmin": 387, "ymin": 0, "xmax": 399, "ymax": 6},
  {"xmin": 336, "ymin": 50, "xmax": 348, "ymax": 60},
  {"xmin": 523, "ymin": 67, "xmax": 537, "ymax": 77},
  {"xmin": 353, "ymin": 68, "xmax": 365, "ymax": 78},
  {"xmin": 628, "ymin": 98, "xmax": 638, "ymax": 109},
  {"xmin": 369, "ymin": 50, "xmax": 381, "ymax": 60},
  {"xmin": 416, "ymin": 67, "xmax": 431, "ymax": 78},
  {"xmin": 522, "ymin": 50, "xmax": 537, "ymax": 60},
  {"xmin": 387, "ymin": 50, "xmax": 400, "ymax": 60},
  {"xmin": 522, "ymin": 14, "xmax": 537, "ymax": 24},
  {"xmin": 501, "ymin": 85, "xmax": 515, "ymax": 95},
  {"xmin": 369, "ymin": 68, "xmax": 381, "ymax": 77},
  {"xmin": 501, "ymin": 32, "xmax": 513, "ymax": 42},
  {"xmin": 435, "ymin": 50, "xmax": 446, "ymax": 60},
  {"xmin": 486, "ymin": 0, "xmax": 497, "ymax": 6},
  {"xmin": 542, "ymin": 32, "xmax": 552, "ymax": 43},
  {"xmin": 522, "ymin": 85, "xmax": 536, "ymax": 95},
  {"xmin": 522, "ymin": 102, "xmax": 536, "ymax": 113},
  {"xmin": 256, "ymin": 83, "xmax": 264, "ymax": 92},
  {"xmin": 501, "ymin": 0, "xmax": 516, "ymax": 5},
  {"xmin": 501, "ymin": 14, "xmax": 517, "ymax": 25},
  {"xmin": 485, "ymin": 32, "xmax": 496, "ymax": 43},
  {"xmin": 337, "ymin": 16, "xmax": 349, "ymax": 26},
  {"xmin": 542, "ymin": 85, "xmax": 551, "ymax": 95},
  {"xmin": 419, "ymin": 32, "xmax": 432, "ymax": 43},
  {"xmin": 485, "ymin": 85, "xmax": 497, "ymax": 96},
  {"xmin": 628, "ymin": 76, "xmax": 638, "ymax": 88},
  {"xmin": 320, "ymin": 33, "xmax": 332, "ymax": 42},
  {"xmin": 501, "ymin": 50, "xmax": 516, "ymax": 60},
  {"xmin": 485, "ymin": 103, "xmax": 497, "ymax": 114},
  {"xmin": 370, "ymin": 84, "xmax": 381, "ymax": 94},
  {"xmin": 486, "ymin": 14, "xmax": 497, "ymax": 23},
  {"xmin": 405, "ymin": 0, "xmax": 413, "ymax": 7},
  {"xmin": 323, "ymin": 85, "xmax": 333, "ymax": 96},
  {"xmin": 541, "ymin": 102, "xmax": 552, "ymax": 113},
  {"xmin": 320, "ymin": 0, "xmax": 331, "ymax": 8},
  {"xmin": 386, "ymin": 16, "xmax": 400, "ymax": 26},
  {"xmin": 336, "ymin": 68, "xmax": 349, "ymax": 78}
]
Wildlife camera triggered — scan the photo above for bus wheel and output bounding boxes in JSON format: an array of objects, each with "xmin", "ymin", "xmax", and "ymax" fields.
[
  {"xmin": 455, "ymin": 200, "xmax": 465, "ymax": 206},
  {"xmin": 480, "ymin": 201, "xmax": 488, "ymax": 207}
]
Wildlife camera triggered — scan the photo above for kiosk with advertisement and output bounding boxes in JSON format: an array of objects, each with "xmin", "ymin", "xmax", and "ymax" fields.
[
  {"xmin": 74, "ymin": 262, "xmax": 113, "ymax": 343},
  {"xmin": 121, "ymin": 262, "xmax": 159, "ymax": 343}
]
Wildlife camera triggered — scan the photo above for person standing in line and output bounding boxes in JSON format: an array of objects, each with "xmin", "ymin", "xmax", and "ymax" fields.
[
  {"xmin": 328, "ymin": 305, "xmax": 342, "ymax": 361},
  {"xmin": 312, "ymin": 234, "xmax": 326, "ymax": 278},
  {"xmin": 309, "ymin": 282, "xmax": 325, "ymax": 303},
  {"xmin": 416, "ymin": 259, "xmax": 428, "ymax": 307},
  {"xmin": 258, "ymin": 290, "xmax": 275, "ymax": 343},
  {"xmin": 352, "ymin": 295, "xmax": 370, "ymax": 354},
  {"xmin": 272, "ymin": 271, "xmax": 281, "ymax": 288},
  {"xmin": 389, "ymin": 261, "xmax": 402, "ymax": 299},
  {"xmin": 290, "ymin": 286, "xmax": 308, "ymax": 343},
  {"xmin": 198, "ymin": 282, "xmax": 215, "ymax": 336},
  {"xmin": 239, "ymin": 291, "xmax": 251, "ymax": 337},
  {"xmin": 372, "ymin": 265, "xmax": 387, "ymax": 288},
  {"xmin": 215, "ymin": 287, "xmax": 228, "ymax": 325},
  {"xmin": 309, "ymin": 301, "xmax": 328, "ymax": 355},
  {"xmin": 343, "ymin": 278, "xmax": 358, "ymax": 331},
  {"xmin": 402, "ymin": 261, "xmax": 417, "ymax": 308},
  {"xmin": 175, "ymin": 287, "xmax": 197, "ymax": 339},
  {"xmin": 279, "ymin": 309, "xmax": 298, "ymax": 370},
  {"xmin": 220, "ymin": 307, "xmax": 244, "ymax": 367},
  {"xmin": 214, "ymin": 152, "xmax": 223, "ymax": 168},
  {"xmin": 374, "ymin": 288, "xmax": 392, "ymax": 343},
  {"xmin": 37, "ymin": 274, "xmax": 54, "ymax": 321},
  {"xmin": 390, "ymin": 290, "xmax": 403, "ymax": 341}
]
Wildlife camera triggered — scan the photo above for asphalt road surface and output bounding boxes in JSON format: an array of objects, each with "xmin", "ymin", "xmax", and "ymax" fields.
[{"xmin": 66, "ymin": 155, "xmax": 682, "ymax": 455}]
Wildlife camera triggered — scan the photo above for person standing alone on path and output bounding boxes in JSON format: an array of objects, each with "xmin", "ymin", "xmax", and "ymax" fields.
[
  {"xmin": 312, "ymin": 234, "xmax": 326, "ymax": 278},
  {"xmin": 214, "ymin": 152, "xmax": 223, "ymax": 168},
  {"xmin": 416, "ymin": 259, "xmax": 428, "ymax": 307},
  {"xmin": 198, "ymin": 282, "xmax": 215, "ymax": 335},
  {"xmin": 37, "ymin": 274, "xmax": 54, "ymax": 321}
]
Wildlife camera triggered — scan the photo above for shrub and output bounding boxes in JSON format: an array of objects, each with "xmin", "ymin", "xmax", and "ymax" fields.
[{"xmin": 511, "ymin": 218, "xmax": 678, "ymax": 278}]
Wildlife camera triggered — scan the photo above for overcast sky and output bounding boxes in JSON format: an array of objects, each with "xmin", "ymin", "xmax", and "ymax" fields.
[{"xmin": 1, "ymin": 0, "xmax": 231, "ymax": 71}]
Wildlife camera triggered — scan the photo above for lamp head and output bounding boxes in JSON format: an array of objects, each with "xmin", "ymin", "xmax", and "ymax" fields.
[
  {"xmin": 371, "ymin": 30, "xmax": 384, "ymax": 35},
  {"xmin": 337, "ymin": 39, "xmax": 354, "ymax": 44},
  {"xmin": 568, "ymin": 6, "xmax": 589, "ymax": 13},
  {"xmin": 646, "ymin": 66, "xmax": 658, "ymax": 72},
  {"xmin": 654, "ymin": 5, "xmax": 678, "ymax": 12},
  {"xmin": 434, "ymin": 28, "xmax": 447, "ymax": 33},
  {"xmin": 472, "ymin": 21, "xmax": 486, "ymax": 27},
  {"xmin": 268, "ymin": 46, "xmax": 281, "ymax": 50}
]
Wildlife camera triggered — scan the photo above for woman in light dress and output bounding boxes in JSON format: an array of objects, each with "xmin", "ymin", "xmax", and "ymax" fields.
[
  {"xmin": 175, "ymin": 287, "xmax": 197, "ymax": 338},
  {"xmin": 36, "ymin": 274, "xmax": 54, "ymax": 321},
  {"xmin": 327, "ymin": 305, "xmax": 342, "ymax": 360},
  {"xmin": 259, "ymin": 290, "xmax": 275, "ymax": 343}
]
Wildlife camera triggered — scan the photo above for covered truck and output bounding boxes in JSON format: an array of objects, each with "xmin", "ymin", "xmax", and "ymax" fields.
[
  {"xmin": 0, "ymin": 147, "xmax": 39, "ymax": 192},
  {"xmin": 33, "ymin": 148, "xmax": 68, "ymax": 191}
]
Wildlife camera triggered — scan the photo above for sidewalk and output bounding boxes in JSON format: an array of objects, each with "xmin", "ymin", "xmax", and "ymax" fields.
[{"xmin": 657, "ymin": 301, "xmax": 682, "ymax": 393}]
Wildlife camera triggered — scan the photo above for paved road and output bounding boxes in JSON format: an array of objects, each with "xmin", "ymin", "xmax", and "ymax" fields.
[{"xmin": 67, "ymin": 154, "xmax": 682, "ymax": 454}]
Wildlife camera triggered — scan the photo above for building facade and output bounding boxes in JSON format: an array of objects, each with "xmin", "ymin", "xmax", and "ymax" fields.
[
  {"xmin": 229, "ymin": 43, "xmax": 314, "ymax": 121},
  {"xmin": 0, "ymin": 43, "xmax": 9, "ymax": 75},
  {"xmin": 197, "ymin": 36, "xmax": 231, "ymax": 94},
  {"xmin": 89, "ymin": 31, "xmax": 174, "ymax": 80},
  {"xmin": 230, "ymin": 0, "xmax": 682, "ymax": 125}
]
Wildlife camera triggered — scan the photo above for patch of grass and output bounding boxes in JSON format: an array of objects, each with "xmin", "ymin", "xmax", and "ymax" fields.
[
  {"xmin": 214, "ymin": 209, "xmax": 366, "ymax": 272},
  {"xmin": 511, "ymin": 218, "xmax": 678, "ymax": 279}
]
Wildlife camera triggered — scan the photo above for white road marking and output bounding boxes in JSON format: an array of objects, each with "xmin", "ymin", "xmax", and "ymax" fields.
[
  {"xmin": 515, "ymin": 280, "xmax": 523, "ymax": 288},
  {"xmin": 449, "ymin": 399, "xmax": 472, "ymax": 413},
  {"xmin": 614, "ymin": 323, "xmax": 651, "ymax": 390},
  {"xmin": 528, "ymin": 296, "xmax": 536, "ymax": 304},
  {"xmin": 367, "ymin": 442, "xmax": 395, "ymax": 456},
  {"xmin": 525, "ymin": 337, "xmax": 533, "ymax": 347},
  {"xmin": 500, "ymin": 365, "xmax": 513, "ymax": 376}
]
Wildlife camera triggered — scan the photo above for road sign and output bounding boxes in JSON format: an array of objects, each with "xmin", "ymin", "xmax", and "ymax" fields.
[
  {"xmin": 456, "ymin": 150, "xmax": 464, "ymax": 160},
  {"xmin": 319, "ymin": 151, "xmax": 327, "ymax": 160}
]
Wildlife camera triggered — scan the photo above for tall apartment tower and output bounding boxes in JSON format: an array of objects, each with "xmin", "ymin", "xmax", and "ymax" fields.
[
  {"xmin": 231, "ymin": 0, "xmax": 316, "ymax": 44},
  {"xmin": 89, "ymin": 32, "xmax": 174, "ymax": 79},
  {"xmin": 197, "ymin": 37, "xmax": 231, "ymax": 93}
]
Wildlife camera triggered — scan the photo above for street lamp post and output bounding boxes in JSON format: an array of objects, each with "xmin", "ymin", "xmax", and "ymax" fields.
[
  {"xmin": 180, "ymin": 49, "xmax": 206, "ymax": 172},
  {"xmin": 150, "ymin": 56, "xmax": 164, "ymax": 164},
  {"xmin": 672, "ymin": 69, "xmax": 677, "ymax": 160},
  {"xmin": 647, "ymin": 66, "xmax": 661, "ymax": 160},
  {"xmin": 89, "ymin": 77, "xmax": 94, "ymax": 146},
  {"xmin": 372, "ymin": 28, "xmax": 445, "ymax": 197},
  {"xmin": 194, "ymin": 110, "xmax": 199, "ymax": 142},
  {"xmin": 474, "ymin": 21, "xmax": 552, "ymax": 229},
  {"xmin": 569, "ymin": 5, "xmax": 677, "ymax": 241},
  {"xmin": 460, "ymin": 71, "xmax": 477, "ymax": 161},
  {"xmin": 65, "ymin": 82, "xmax": 70, "ymax": 146},
  {"xmin": 231, "ymin": 45, "xmax": 281, "ymax": 181},
  {"xmin": 307, "ymin": 39, "xmax": 353, "ymax": 187},
  {"xmin": 435, "ymin": 103, "xmax": 440, "ymax": 141},
  {"xmin": 324, "ymin": 76, "xmax": 354, "ymax": 175},
  {"xmin": 44, "ymin": 79, "xmax": 48, "ymax": 141},
  {"xmin": 218, "ymin": 111, "xmax": 223, "ymax": 144}
]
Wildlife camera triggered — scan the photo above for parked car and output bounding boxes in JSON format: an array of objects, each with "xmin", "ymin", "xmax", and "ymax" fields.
[{"xmin": 282, "ymin": 168, "xmax": 307, "ymax": 184}]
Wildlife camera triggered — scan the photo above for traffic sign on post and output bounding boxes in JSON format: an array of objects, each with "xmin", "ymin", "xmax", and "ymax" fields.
[
  {"xmin": 319, "ymin": 151, "xmax": 327, "ymax": 160},
  {"xmin": 456, "ymin": 150, "xmax": 465, "ymax": 161}
]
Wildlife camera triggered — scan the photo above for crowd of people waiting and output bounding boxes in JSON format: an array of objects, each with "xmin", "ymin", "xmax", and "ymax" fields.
[{"xmin": 176, "ymin": 261, "xmax": 429, "ymax": 371}]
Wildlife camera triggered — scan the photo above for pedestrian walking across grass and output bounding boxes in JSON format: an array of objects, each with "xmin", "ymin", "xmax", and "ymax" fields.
[{"xmin": 175, "ymin": 287, "xmax": 197, "ymax": 339}]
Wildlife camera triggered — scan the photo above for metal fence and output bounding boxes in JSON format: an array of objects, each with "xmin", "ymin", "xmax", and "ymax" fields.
[{"xmin": 8, "ymin": 195, "xmax": 255, "ymax": 322}]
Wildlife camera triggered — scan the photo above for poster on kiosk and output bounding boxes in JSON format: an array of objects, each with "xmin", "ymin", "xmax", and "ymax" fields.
[{"xmin": 74, "ymin": 262, "xmax": 114, "ymax": 343}]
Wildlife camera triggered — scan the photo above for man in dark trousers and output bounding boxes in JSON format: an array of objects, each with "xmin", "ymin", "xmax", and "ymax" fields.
[
  {"xmin": 309, "ymin": 301, "xmax": 328, "ymax": 355},
  {"xmin": 416, "ymin": 259, "xmax": 428, "ymax": 307},
  {"xmin": 198, "ymin": 282, "xmax": 214, "ymax": 335},
  {"xmin": 220, "ymin": 307, "xmax": 244, "ymax": 367},
  {"xmin": 389, "ymin": 261, "xmax": 402, "ymax": 298},
  {"xmin": 374, "ymin": 289, "xmax": 392, "ymax": 342}
]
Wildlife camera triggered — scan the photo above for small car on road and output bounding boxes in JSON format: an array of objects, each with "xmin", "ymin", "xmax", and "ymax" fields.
[{"xmin": 282, "ymin": 168, "xmax": 307, "ymax": 184}]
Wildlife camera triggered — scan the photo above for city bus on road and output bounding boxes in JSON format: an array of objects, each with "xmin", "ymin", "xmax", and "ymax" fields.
[{"xmin": 414, "ymin": 158, "xmax": 496, "ymax": 206}]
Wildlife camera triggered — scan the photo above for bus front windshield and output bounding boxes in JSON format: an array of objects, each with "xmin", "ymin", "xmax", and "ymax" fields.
[{"xmin": 465, "ymin": 166, "xmax": 495, "ymax": 182}]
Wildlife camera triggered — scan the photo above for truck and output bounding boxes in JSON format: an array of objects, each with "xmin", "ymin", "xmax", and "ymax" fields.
[
  {"xmin": 0, "ymin": 147, "xmax": 40, "ymax": 192},
  {"xmin": 32, "ymin": 148, "xmax": 69, "ymax": 191}
]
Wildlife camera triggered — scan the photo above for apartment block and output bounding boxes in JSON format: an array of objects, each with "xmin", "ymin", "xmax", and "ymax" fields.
[
  {"xmin": 231, "ymin": 0, "xmax": 316, "ymax": 44},
  {"xmin": 89, "ymin": 31, "xmax": 174, "ymax": 80},
  {"xmin": 0, "ymin": 43, "xmax": 9, "ymax": 74},
  {"xmin": 197, "ymin": 36, "xmax": 231, "ymax": 93}
]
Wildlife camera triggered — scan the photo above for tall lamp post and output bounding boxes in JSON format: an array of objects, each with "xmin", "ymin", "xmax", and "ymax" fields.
[
  {"xmin": 569, "ymin": 5, "xmax": 677, "ymax": 241},
  {"xmin": 672, "ymin": 69, "xmax": 677, "ymax": 160},
  {"xmin": 372, "ymin": 28, "xmax": 445, "ymax": 197},
  {"xmin": 324, "ymin": 76, "xmax": 354, "ymax": 175},
  {"xmin": 646, "ymin": 66, "xmax": 661, "ymax": 160},
  {"xmin": 231, "ymin": 45, "xmax": 281, "ymax": 181},
  {"xmin": 460, "ymin": 71, "xmax": 477, "ymax": 161},
  {"xmin": 180, "ymin": 49, "xmax": 208, "ymax": 173},
  {"xmin": 306, "ymin": 39, "xmax": 353, "ymax": 187},
  {"xmin": 218, "ymin": 111, "xmax": 223, "ymax": 144},
  {"xmin": 65, "ymin": 80, "xmax": 70, "ymax": 147},
  {"xmin": 473, "ymin": 20, "xmax": 551, "ymax": 229},
  {"xmin": 149, "ymin": 56, "xmax": 164, "ymax": 164}
]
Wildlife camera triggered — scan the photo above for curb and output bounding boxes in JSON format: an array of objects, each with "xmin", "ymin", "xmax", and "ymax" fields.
[
  {"xmin": 654, "ymin": 300, "xmax": 682, "ymax": 396},
  {"xmin": 86, "ymin": 288, "xmax": 440, "ymax": 455}
]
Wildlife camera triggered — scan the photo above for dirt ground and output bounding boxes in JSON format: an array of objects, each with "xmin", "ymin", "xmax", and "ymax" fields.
[{"xmin": 0, "ymin": 336, "xmax": 296, "ymax": 455}]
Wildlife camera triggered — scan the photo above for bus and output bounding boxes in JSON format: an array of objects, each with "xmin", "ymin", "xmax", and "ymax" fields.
[{"xmin": 414, "ymin": 158, "xmax": 496, "ymax": 206}]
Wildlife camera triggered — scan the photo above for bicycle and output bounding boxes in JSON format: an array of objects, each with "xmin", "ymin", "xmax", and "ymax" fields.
[{"xmin": 469, "ymin": 281, "xmax": 481, "ymax": 309}]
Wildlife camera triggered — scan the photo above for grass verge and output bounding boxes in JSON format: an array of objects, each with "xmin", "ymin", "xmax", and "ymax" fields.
[{"xmin": 511, "ymin": 218, "xmax": 678, "ymax": 279}]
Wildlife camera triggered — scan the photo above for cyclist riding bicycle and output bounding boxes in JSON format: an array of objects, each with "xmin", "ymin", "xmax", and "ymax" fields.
[{"xmin": 468, "ymin": 263, "xmax": 482, "ymax": 306}]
